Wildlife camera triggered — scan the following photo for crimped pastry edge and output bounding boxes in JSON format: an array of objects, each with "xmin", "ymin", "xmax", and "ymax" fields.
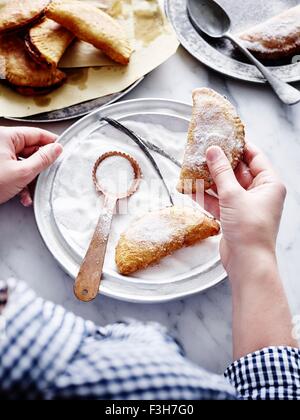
[{"xmin": 178, "ymin": 88, "xmax": 246, "ymax": 194}]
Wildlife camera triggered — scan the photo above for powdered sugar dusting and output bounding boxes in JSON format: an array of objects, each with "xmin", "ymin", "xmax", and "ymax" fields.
[
  {"xmin": 51, "ymin": 118, "xmax": 221, "ymax": 281},
  {"xmin": 240, "ymin": 5, "xmax": 300, "ymax": 55},
  {"xmin": 184, "ymin": 89, "xmax": 244, "ymax": 171},
  {"xmin": 96, "ymin": 155, "xmax": 135, "ymax": 195},
  {"xmin": 124, "ymin": 207, "xmax": 206, "ymax": 244},
  {"xmin": 125, "ymin": 213, "xmax": 175, "ymax": 243},
  {"xmin": 96, "ymin": 203, "xmax": 115, "ymax": 241}
]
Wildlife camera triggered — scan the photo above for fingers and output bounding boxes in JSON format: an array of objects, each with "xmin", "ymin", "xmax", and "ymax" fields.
[
  {"xmin": 209, "ymin": 161, "xmax": 254, "ymax": 194},
  {"xmin": 244, "ymin": 142, "xmax": 276, "ymax": 178},
  {"xmin": 234, "ymin": 161, "xmax": 254, "ymax": 190},
  {"xmin": 19, "ymin": 187, "xmax": 33, "ymax": 207},
  {"xmin": 20, "ymin": 146, "xmax": 39, "ymax": 158},
  {"xmin": 19, "ymin": 143, "xmax": 63, "ymax": 184},
  {"xmin": 200, "ymin": 158, "xmax": 252, "ymax": 220},
  {"xmin": 204, "ymin": 192, "xmax": 220, "ymax": 220},
  {"xmin": 206, "ymin": 146, "xmax": 241, "ymax": 199},
  {"xmin": 8, "ymin": 127, "xmax": 58, "ymax": 154}
]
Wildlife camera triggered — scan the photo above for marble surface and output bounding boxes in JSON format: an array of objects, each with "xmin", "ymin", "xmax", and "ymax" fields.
[{"xmin": 1, "ymin": 47, "xmax": 300, "ymax": 374}]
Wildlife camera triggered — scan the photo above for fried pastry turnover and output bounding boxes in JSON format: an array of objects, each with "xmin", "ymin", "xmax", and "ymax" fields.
[
  {"xmin": 239, "ymin": 5, "xmax": 300, "ymax": 60},
  {"xmin": 25, "ymin": 18, "xmax": 75, "ymax": 68},
  {"xmin": 178, "ymin": 88, "xmax": 245, "ymax": 193},
  {"xmin": 0, "ymin": 0, "xmax": 49, "ymax": 34},
  {"xmin": 0, "ymin": 34, "xmax": 66, "ymax": 95},
  {"xmin": 45, "ymin": 0, "xmax": 132, "ymax": 64},
  {"xmin": 115, "ymin": 206, "xmax": 220, "ymax": 276}
]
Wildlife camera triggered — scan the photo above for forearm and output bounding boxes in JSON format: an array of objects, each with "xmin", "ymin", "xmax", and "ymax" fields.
[{"xmin": 228, "ymin": 248, "xmax": 298, "ymax": 360}]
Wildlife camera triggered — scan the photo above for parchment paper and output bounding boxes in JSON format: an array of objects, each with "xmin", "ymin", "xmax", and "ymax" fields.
[{"xmin": 0, "ymin": 0, "xmax": 179, "ymax": 118}]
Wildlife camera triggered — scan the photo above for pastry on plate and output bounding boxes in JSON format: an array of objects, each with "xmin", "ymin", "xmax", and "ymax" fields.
[
  {"xmin": 178, "ymin": 88, "xmax": 245, "ymax": 193},
  {"xmin": 115, "ymin": 206, "xmax": 220, "ymax": 275},
  {"xmin": 45, "ymin": 0, "xmax": 133, "ymax": 64},
  {"xmin": 0, "ymin": 34, "xmax": 66, "ymax": 95},
  {"xmin": 25, "ymin": 18, "xmax": 75, "ymax": 68},
  {"xmin": 0, "ymin": 0, "xmax": 49, "ymax": 34},
  {"xmin": 239, "ymin": 5, "xmax": 300, "ymax": 60}
]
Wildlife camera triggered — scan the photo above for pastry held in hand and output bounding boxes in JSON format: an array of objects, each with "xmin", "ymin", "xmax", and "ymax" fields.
[
  {"xmin": 239, "ymin": 5, "xmax": 300, "ymax": 60},
  {"xmin": 178, "ymin": 88, "xmax": 245, "ymax": 193},
  {"xmin": 0, "ymin": 0, "xmax": 49, "ymax": 34},
  {"xmin": 0, "ymin": 34, "xmax": 66, "ymax": 95},
  {"xmin": 45, "ymin": 0, "xmax": 133, "ymax": 65},
  {"xmin": 115, "ymin": 206, "xmax": 220, "ymax": 276},
  {"xmin": 25, "ymin": 18, "xmax": 75, "ymax": 68}
]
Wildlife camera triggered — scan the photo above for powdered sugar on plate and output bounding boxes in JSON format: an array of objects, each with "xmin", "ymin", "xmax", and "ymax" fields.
[
  {"xmin": 51, "ymin": 116, "xmax": 221, "ymax": 282},
  {"xmin": 205, "ymin": 0, "xmax": 299, "ymax": 62},
  {"xmin": 96, "ymin": 155, "xmax": 135, "ymax": 195}
]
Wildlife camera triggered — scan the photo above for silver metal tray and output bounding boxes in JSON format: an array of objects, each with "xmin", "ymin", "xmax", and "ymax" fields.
[
  {"xmin": 34, "ymin": 98, "xmax": 226, "ymax": 303},
  {"xmin": 166, "ymin": 0, "xmax": 300, "ymax": 84},
  {"xmin": 7, "ymin": 78, "xmax": 143, "ymax": 123}
]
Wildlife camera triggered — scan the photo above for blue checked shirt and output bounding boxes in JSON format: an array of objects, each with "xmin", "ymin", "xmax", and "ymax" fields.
[{"xmin": 0, "ymin": 279, "xmax": 299, "ymax": 400}]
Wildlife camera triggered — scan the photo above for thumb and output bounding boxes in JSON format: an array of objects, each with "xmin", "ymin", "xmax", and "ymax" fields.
[
  {"xmin": 206, "ymin": 146, "xmax": 241, "ymax": 198},
  {"xmin": 21, "ymin": 143, "xmax": 63, "ymax": 184}
]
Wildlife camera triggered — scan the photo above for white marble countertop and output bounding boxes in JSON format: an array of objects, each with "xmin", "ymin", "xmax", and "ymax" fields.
[{"xmin": 1, "ymin": 47, "xmax": 300, "ymax": 374}]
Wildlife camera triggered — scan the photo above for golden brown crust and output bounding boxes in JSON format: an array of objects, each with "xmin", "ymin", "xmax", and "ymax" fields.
[
  {"xmin": 24, "ymin": 36, "xmax": 49, "ymax": 67},
  {"xmin": 45, "ymin": 0, "xmax": 132, "ymax": 65},
  {"xmin": 178, "ymin": 88, "xmax": 245, "ymax": 193},
  {"xmin": 25, "ymin": 18, "xmax": 75, "ymax": 68},
  {"xmin": 0, "ymin": 34, "xmax": 66, "ymax": 92},
  {"xmin": 115, "ymin": 206, "xmax": 220, "ymax": 275},
  {"xmin": 0, "ymin": 0, "xmax": 49, "ymax": 34},
  {"xmin": 239, "ymin": 5, "xmax": 300, "ymax": 60}
]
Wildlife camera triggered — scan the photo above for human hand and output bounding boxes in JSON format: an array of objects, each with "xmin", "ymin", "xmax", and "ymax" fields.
[
  {"xmin": 204, "ymin": 143, "xmax": 286, "ymax": 275},
  {"xmin": 0, "ymin": 126, "xmax": 63, "ymax": 206}
]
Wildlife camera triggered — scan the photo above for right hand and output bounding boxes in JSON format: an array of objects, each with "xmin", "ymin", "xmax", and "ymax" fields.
[{"xmin": 204, "ymin": 143, "xmax": 286, "ymax": 274}]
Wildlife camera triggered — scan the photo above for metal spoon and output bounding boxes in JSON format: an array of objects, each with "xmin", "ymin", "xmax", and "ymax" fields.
[
  {"xmin": 187, "ymin": 0, "xmax": 300, "ymax": 105},
  {"xmin": 74, "ymin": 151, "xmax": 142, "ymax": 302}
]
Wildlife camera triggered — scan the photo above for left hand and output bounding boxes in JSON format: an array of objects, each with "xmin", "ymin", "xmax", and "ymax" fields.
[{"xmin": 0, "ymin": 126, "xmax": 63, "ymax": 206}]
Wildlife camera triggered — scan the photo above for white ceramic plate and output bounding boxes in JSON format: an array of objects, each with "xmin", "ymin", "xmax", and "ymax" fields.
[{"xmin": 34, "ymin": 98, "xmax": 226, "ymax": 303}]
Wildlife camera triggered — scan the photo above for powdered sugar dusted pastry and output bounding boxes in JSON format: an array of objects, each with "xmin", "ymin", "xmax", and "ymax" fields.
[
  {"xmin": 0, "ymin": 0, "xmax": 49, "ymax": 34},
  {"xmin": 239, "ymin": 5, "xmax": 300, "ymax": 60},
  {"xmin": 115, "ymin": 206, "xmax": 220, "ymax": 275},
  {"xmin": 45, "ymin": 0, "xmax": 132, "ymax": 65},
  {"xmin": 25, "ymin": 18, "xmax": 75, "ymax": 68},
  {"xmin": 178, "ymin": 88, "xmax": 245, "ymax": 193}
]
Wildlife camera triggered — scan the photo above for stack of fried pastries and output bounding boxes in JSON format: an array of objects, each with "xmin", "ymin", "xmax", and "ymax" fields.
[{"xmin": 0, "ymin": 0, "xmax": 133, "ymax": 96}]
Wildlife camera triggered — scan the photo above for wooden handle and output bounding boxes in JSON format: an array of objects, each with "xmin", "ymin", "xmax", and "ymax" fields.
[{"xmin": 74, "ymin": 197, "xmax": 116, "ymax": 302}]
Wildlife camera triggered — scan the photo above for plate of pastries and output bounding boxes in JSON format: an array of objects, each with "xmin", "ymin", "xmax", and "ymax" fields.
[
  {"xmin": 34, "ymin": 88, "xmax": 245, "ymax": 302},
  {"xmin": 0, "ymin": 0, "xmax": 178, "ymax": 121},
  {"xmin": 166, "ymin": 0, "xmax": 300, "ymax": 83},
  {"xmin": 0, "ymin": 0, "xmax": 131, "ymax": 94}
]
